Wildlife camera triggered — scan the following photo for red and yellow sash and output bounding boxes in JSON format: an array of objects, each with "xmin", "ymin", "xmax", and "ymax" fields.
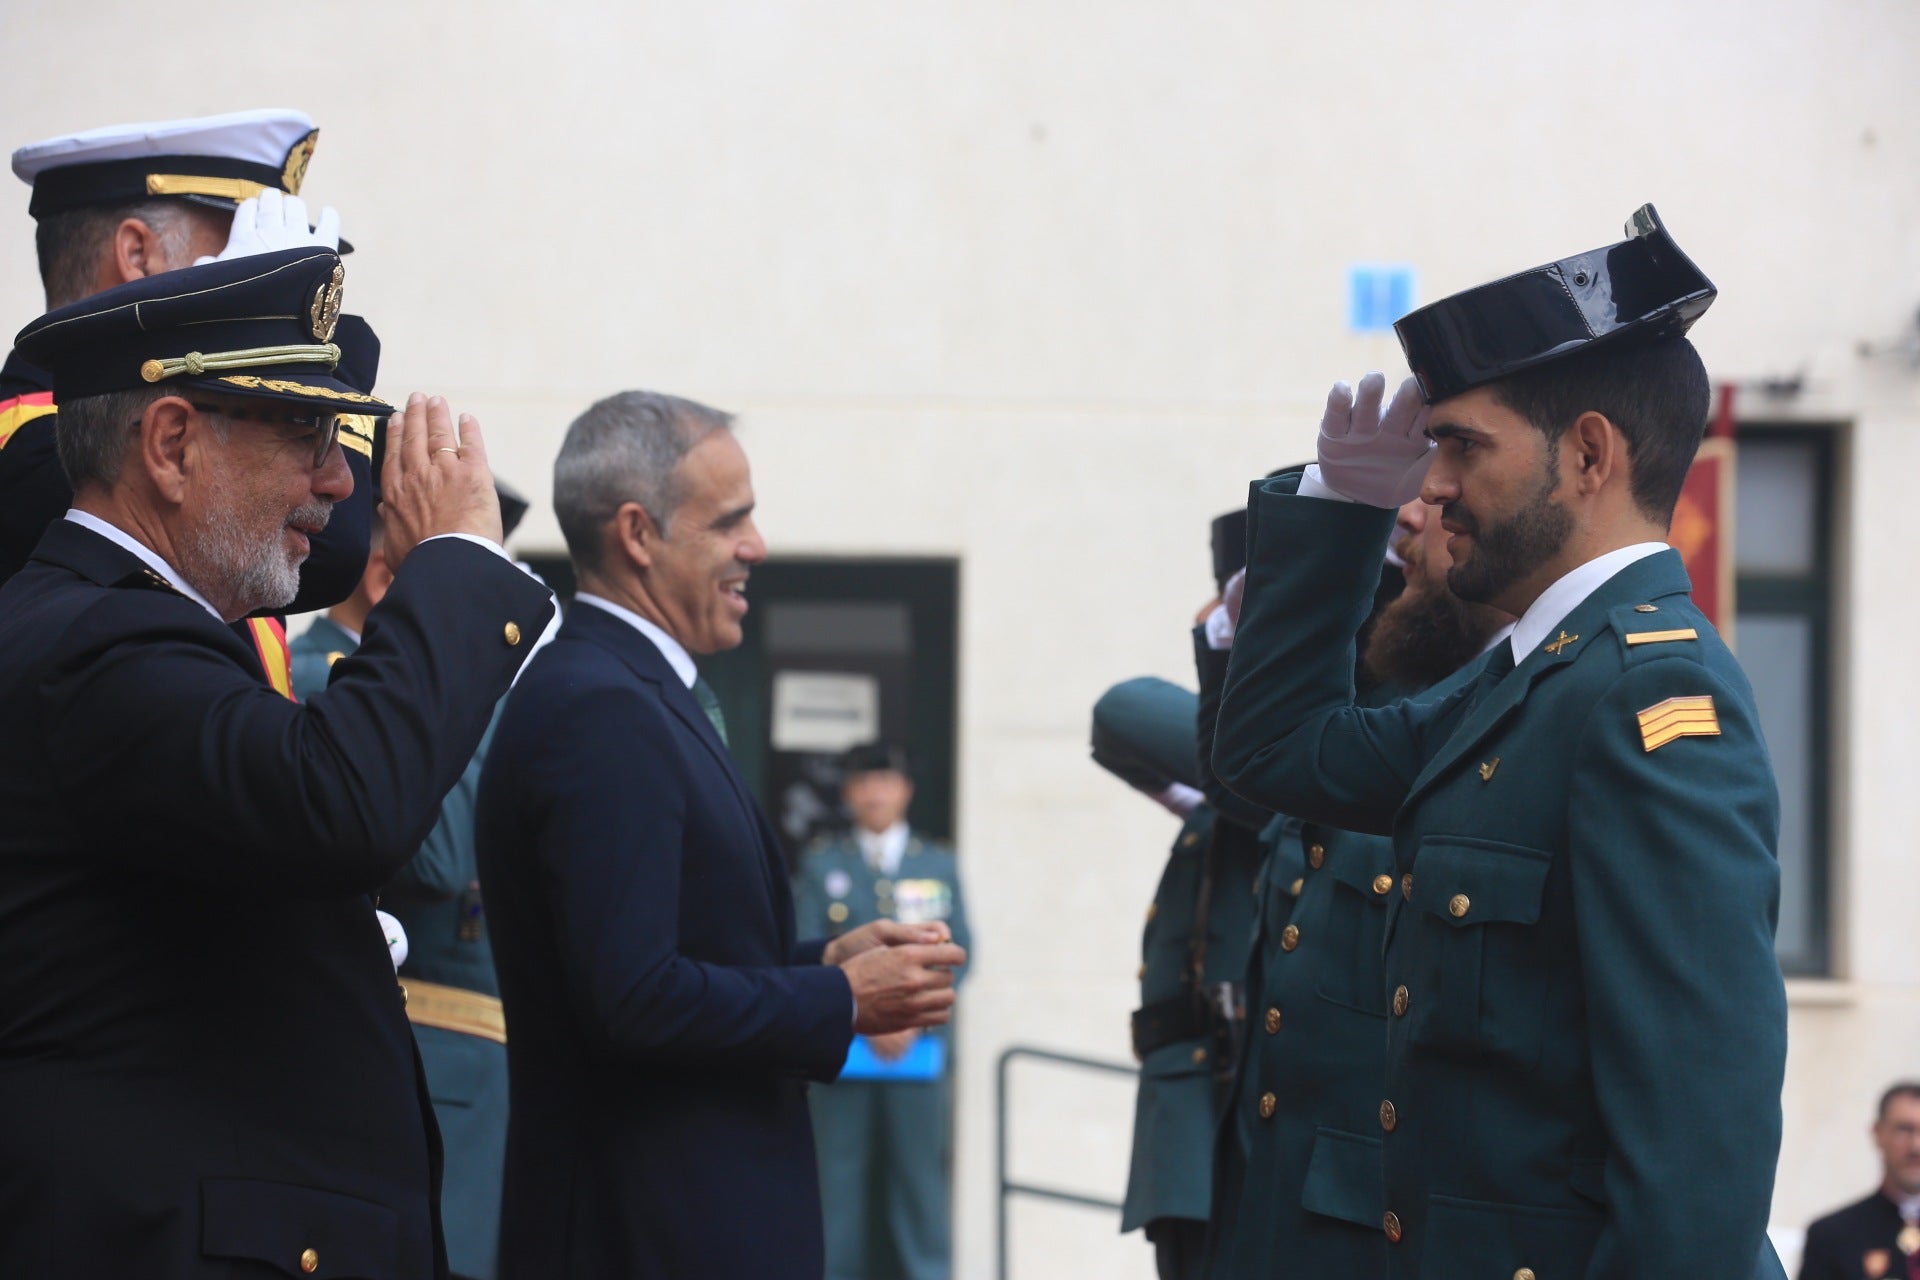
[
  {"xmin": 0, "ymin": 390, "xmax": 56, "ymax": 449},
  {"xmin": 246, "ymin": 617, "xmax": 297, "ymax": 701}
]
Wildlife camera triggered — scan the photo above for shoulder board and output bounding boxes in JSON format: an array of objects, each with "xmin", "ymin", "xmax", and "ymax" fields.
[{"xmin": 1608, "ymin": 602, "xmax": 1707, "ymax": 665}]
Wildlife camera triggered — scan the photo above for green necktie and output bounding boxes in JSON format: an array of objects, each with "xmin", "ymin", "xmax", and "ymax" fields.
[{"xmin": 692, "ymin": 676, "xmax": 729, "ymax": 747}]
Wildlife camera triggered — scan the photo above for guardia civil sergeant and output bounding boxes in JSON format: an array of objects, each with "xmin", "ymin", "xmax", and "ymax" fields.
[
  {"xmin": 0, "ymin": 248, "xmax": 554, "ymax": 1278},
  {"xmin": 1214, "ymin": 206, "xmax": 1789, "ymax": 1279},
  {"xmin": 793, "ymin": 743, "xmax": 973, "ymax": 1280},
  {"xmin": 2, "ymin": 109, "xmax": 372, "ymax": 612}
]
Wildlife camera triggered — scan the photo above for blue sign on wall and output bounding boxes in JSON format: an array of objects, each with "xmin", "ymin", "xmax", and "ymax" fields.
[{"xmin": 1348, "ymin": 265, "xmax": 1417, "ymax": 333}]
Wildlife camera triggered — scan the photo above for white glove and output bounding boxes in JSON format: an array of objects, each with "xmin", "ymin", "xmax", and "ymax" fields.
[
  {"xmin": 1313, "ymin": 372, "xmax": 1435, "ymax": 508},
  {"xmin": 376, "ymin": 909, "xmax": 408, "ymax": 972},
  {"xmin": 1149, "ymin": 782, "xmax": 1205, "ymax": 817},
  {"xmin": 193, "ymin": 188, "xmax": 342, "ymax": 265}
]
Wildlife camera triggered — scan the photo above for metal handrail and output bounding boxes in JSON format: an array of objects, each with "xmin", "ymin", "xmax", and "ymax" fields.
[{"xmin": 995, "ymin": 1044, "xmax": 1139, "ymax": 1280}]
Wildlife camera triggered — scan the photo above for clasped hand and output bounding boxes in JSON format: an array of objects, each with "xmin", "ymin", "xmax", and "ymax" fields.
[
  {"xmin": 1314, "ymin": 371, "xmax": 1434, "ymax": 508},
  {"xmin": 829, "ymin": 920, "xmax": 967, "ymax": 1037}
]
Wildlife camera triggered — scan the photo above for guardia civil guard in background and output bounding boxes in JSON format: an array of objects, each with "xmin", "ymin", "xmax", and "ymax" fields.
[
  {"xmin": 793, "ymin": 743, "xmax": 973, "ymax": 1280},
  {"xmin": 1095, "ymin": 509, "xmax": 1272, "ymax": 1280},
  {"xmin": 1215, "ymin": 205, "xmax": 1790, "ymax": 1280}
]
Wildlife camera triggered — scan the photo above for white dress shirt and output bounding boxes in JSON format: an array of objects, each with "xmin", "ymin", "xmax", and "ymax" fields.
[
  {"xmin": 1505, "ymin": 543, "xmax": 1666, "ymax": 664},
  {"xmin": 855, "ymin": 822, "xmax": 910, "ymax": 877},
  {"xmin": 573, "ymin": 593, "xmax": 696, "ymax": 688}
]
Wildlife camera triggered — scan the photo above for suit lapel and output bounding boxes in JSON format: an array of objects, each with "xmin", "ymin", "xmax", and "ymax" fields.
[
  {"xmin": 1400, "ymin": 550, "xmax": 1697, "ymax": 813},
  {"xmin": 568, "ymin": 605, "xmax": 787, "ymax": 899}
]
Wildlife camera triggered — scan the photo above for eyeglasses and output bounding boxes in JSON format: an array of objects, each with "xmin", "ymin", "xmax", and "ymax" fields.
[{"xmin": 190, "ymin": 401, "xmax": 342, "ymax": 469}]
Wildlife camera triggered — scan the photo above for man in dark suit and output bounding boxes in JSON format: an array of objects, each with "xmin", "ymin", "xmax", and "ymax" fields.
[
  {"xmin": 0, "ymin": 248, "xmax": 554, "ymax": 1278},
  {"xmin": 478, "ymin": 390, "xmax": 966, "ymax": 1280},
  {"xmin": 1799, "ymin": 1083, "xmax": 1920, "ymax": 1280}
]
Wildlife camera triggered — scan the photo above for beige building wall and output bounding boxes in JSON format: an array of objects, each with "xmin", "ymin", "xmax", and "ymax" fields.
[{"xmin": 3, "ymin": 2, "xmax": 1917, "ymax": 1273}]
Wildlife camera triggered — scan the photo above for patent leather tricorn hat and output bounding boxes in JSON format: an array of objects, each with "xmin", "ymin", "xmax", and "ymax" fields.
[{"xmin": 1393, "ymin": 204, "xmax": 1716, "ymax": 404}]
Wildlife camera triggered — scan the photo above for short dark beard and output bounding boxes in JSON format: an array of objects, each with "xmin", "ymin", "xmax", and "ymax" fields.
[
  {"xmin": 1364, "ymin": 574, "xmax": 1509, "ymax": 690},
  {"xmin": 1444, "ymin": 445, "xmax": 1574, "ymax": 606}
]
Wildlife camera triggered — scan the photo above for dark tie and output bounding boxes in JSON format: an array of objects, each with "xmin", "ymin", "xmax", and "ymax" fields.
[{"xmin": 692, "ymin": 676, "xmax": 729, "ymax": 747}]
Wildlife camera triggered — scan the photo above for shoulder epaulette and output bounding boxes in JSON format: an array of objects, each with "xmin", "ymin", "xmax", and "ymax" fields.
[{"xmin": 1609, "ymin": 601, "xmax": 1707, "ymax": 665}]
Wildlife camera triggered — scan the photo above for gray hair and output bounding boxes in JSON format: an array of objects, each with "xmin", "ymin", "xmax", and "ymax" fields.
[
  {"xmin": 35, "ymin": 198, "xmax": 211, "ymax": 309},
  {"xmin": 553, "ymin": 390, "xmax": 732, "ymax": 572},
  {"xmin": 56, "ymin": 385, "xmax": 186, "ymax": 491}
]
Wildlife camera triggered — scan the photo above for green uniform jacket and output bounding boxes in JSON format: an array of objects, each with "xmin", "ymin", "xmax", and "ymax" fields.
[
  {"xmin": 1214, "ymin": 481, "xmax": 1789, "ymax": 1280},
  {"xmin": 792, "ymin": 830, "xmax": 972, "ymax": 1048},
  {"xmin": 1206, "ymin": 640, "xmax": 1482, "ymax": 1280},
  {"xmin": 1099, "ymin": 668, "xmax": 1273, "ymax": 1235}
]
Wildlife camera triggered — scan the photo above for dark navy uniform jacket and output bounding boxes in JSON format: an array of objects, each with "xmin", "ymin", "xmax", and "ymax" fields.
[
  {"xmin": 1799, "ymin": 1192, "xmax": 1919, "ymax": 1280},
  {"xmin": 0, "ymin": 520, "xmax": 552, "ymax": 1279},
  {"xmin": 477, "ymin": 602, "xmax": 855, "ymax": 1280}
]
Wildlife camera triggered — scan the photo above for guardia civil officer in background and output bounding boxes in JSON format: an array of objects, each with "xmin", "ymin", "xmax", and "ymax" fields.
[
  {"xmin": 1214, "ymin": 205, "xmax": 1790, "ymax": 1279},
  {"xmin": 793, "ymin": 742, "xmax": 973, "ymax": 1280},
  {"xmin": 1204, "ymin": 490, "xmax": 1510, "ymax": 1280},
  {"xmin": 290, "ymin": 471, "xmax": 537, "ymax": 1280},
  {"xmin": 1, "ymin": 109, "xmax": 371, "ymax": 613},
  {"xmin": 0, "ymin": 246, "xmax": 554, "ymax": 1277},
  {"xmin": 1095, "ymin": 508, "xmax": 1272, "ymax": 1280}
]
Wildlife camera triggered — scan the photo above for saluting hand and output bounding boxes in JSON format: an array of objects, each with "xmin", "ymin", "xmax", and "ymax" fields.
[
  {"xmin": 1314, "ymin": 371, "xmax": 1434, "ymax": 508},
  {"xmin": 378, "ymin": 393, "xmax": 505, "ymax": 568}
]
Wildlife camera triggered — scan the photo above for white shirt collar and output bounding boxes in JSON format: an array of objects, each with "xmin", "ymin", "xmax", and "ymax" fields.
[
  {"xmin": 855, "ymin": 822, "xmax": 910, "ymax": 877},
  {"xmin": 573, "ymin": 592, "xmax": 697, "ymax": 688},
  {"xmin": 1509, "ymin": 542, "xmax": 1668, "ymax": 664},
  {"xmin": 64, "ymin": 509, "xmax": 224, "ymax": 621}
]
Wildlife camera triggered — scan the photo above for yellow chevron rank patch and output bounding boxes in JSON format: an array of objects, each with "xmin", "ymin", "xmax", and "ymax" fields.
[{"xmin": 1637, "ymin": 695, "xmax": 1720, "ymax": 752}]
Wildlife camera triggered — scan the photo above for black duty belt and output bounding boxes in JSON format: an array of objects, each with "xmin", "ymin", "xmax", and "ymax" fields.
[{"xmin": 1130, "ymin": 994, "xmax": 1212, "ymax": 1059}]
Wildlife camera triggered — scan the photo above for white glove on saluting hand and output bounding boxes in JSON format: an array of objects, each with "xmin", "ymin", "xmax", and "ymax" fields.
[
  {"xmin": 194, "ymin": 188, "xmax": 342, "ymax": 265},
  {"xmin": 1313, "ymin": 371, "xmax": 1434, "ymax": 509}
]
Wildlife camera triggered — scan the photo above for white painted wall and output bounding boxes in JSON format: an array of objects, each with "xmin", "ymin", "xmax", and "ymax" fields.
[{"xmin": 4, "ymin": 2, "xmax": 1918, "ymax": 1274}]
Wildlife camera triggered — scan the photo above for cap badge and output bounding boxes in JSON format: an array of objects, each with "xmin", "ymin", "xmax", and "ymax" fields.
[
  {"xmin": 281, "ymin": 128, "xmax": 319, "ymax": 195},
  {"xmin": 309, "ymin": 262, "xmax": 345, "ymax": 342}
]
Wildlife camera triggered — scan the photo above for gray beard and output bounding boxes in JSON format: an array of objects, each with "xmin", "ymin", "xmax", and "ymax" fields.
[{"xmin": 176, "ymin": 488, "xmax": 327, "ymax": 620}]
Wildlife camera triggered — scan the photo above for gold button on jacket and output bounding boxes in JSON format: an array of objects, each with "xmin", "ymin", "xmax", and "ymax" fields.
[
  {"xmin": 1307, "ymin": 843, "xmax": 1325, "ymax": 869},
  {"xmin": 1258, "ymin": 1092, "xmax": 1277, "ymax": 1119},
  {"xmin": 1401, "ymin": 873, "xmax": 1413, "ymax": 900},
  {"xmin": 300, "ymin": 1248, "xmax": 319, "ymax": 1274},
  {"xmin": 1448, "ymin": 893, "xmax": 1471, "ymax": 919},
  {"xmin": 1264, "ymin": 1006, "xmax": 1282, "ymax": 1034},
  {"xmin": 503, "ymin": 621, "xmax": 522, "ymax": 646},
  {"xmin": 1379, "ymin": 1099, "xmax": 1397, "ymax": 1131},
  {"xmin": 1392, "ymin": 985, "xmax": 1409, "ymax": 1017},
  {"xmin": 1515, "ymin": 1270, "xmax": 1537, "ymax": 1280},
  {"xmin": 1382, "ymin": 1211, "xmax": 1403, "ymax": 1243},
  {"xmin": 1280, "ymin": 924, "xmax": 1300, "ymax": 952},
  {"xmin": 1372, "ymin": 873, "xmax": 1393, "ymax": 896}
]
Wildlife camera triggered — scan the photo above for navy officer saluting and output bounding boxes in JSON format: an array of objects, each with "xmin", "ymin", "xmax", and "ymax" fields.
[
  {"xmin": 0, "ymin": 247, "xmax": 553, "ymax": 1278},
  {"xmin": 1214, "ymin": 206, "xmax": 1789, "ymax": 1280}
]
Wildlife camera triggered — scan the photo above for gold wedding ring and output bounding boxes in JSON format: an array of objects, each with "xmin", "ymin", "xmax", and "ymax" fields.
[{"xmin": 434, "ymin": 446, "xmax": 461, "ymax": 456}]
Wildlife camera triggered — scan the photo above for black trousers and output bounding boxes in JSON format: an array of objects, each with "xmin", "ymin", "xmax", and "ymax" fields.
[{"xmin": 1146, "ymin": 1217, "xmax": 1208, "ymax": 1280}]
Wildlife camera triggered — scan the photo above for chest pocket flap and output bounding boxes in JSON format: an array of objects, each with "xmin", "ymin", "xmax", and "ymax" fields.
[
  {"xmin": 1411, "ymin": 837, "xmax": 1551, "ymax": 927},
  {"xmin": 201, "ymin": 1177, "xmax": 399, "ymax": 1277}
]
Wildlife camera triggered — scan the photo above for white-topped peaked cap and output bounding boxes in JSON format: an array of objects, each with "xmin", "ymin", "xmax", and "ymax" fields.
[{"xmin": 13, "ymin": 108, "xmax": 322, "ymax": 217}]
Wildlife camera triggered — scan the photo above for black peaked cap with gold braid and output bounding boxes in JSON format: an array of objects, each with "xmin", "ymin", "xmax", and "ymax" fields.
[{"xmin": 13, "ymin": 248, "xmax": 393, "ymax": 415}]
